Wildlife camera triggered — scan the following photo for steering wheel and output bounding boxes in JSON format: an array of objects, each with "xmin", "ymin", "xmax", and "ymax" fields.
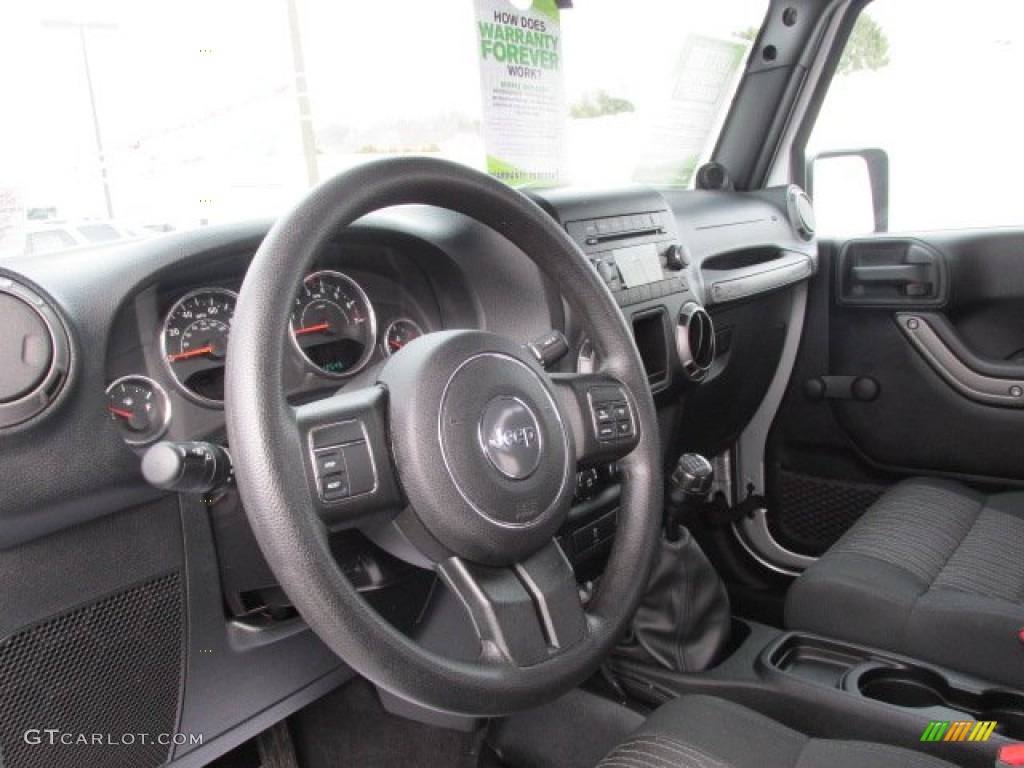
[{"xmin": 225, "ymin": 157, "xmax": 662, "ymax": 716}]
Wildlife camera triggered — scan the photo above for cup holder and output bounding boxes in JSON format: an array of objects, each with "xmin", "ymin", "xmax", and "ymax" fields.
[
  {"xmin": 854, "ymin": 665, "xmax": 1024, "ymax": 739},
  {"xmin": 857, "ymin": 666, "xmax": 950, "ymax": 708},
  {"xmin": 980, "ymin": 692, "xmax": 1024, "ymax": 740}
]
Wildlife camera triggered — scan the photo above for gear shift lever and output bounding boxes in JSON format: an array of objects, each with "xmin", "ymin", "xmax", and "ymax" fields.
[
  {"xmin": 619, "ymin": 450, "xmax": 731, "ymax": 672},
  {"xmin": 665, "ymin": 453, "xmax": 714, "ymax": 539}
]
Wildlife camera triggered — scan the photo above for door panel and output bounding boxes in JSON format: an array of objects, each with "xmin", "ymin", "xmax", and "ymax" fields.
[{"xmin": 766, "ymin": 228, "xmax": 1024, "ymax": 556}]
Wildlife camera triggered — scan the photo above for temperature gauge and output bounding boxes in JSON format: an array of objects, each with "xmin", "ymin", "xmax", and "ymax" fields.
[
  {"xmin": 106, "ymin": 375, "xmax": 171, "ymax": 445},
  {"xmin": 383, "ymin": 319, "xmax": 424, "ymax": 356}
]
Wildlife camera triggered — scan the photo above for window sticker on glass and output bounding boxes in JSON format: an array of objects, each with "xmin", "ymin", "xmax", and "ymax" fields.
[
  {"xmin": 474, "ymin": 0, "xmax": 567, "ymax": 187},
  {"xmin": 633, "ymin": 34, "xmax": 749, "ymax": 187}
]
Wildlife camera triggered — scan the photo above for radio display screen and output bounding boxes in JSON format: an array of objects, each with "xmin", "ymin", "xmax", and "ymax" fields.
[{"xmin": 612, "ymin": 243, "xmax": 663, "ymax": 287}]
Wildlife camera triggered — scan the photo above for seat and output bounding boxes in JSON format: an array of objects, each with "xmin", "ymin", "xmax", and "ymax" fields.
[
  {"xmin": 597, "ymin": 695, "xmax": 954, "ymax": 767},
  {"xmin": 786, "ymin": 477, "xmax": 1024, "ymax": 689}
]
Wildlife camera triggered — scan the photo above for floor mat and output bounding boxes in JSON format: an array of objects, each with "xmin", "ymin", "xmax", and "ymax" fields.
[{"xmin": 289, "ymin": 678, "xmax": 487, "ymax": 768}]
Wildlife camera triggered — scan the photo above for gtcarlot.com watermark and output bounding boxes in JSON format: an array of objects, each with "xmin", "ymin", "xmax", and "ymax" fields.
[{"xmin": 24, "ymin": 729, "xmax": 203, "ymax": 747}]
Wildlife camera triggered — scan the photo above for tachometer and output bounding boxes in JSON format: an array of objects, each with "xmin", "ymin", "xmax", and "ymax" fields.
[
  {"xmin": 290, "ymin": 270, "xmax": 376, "ymax": 377},
  {"xmin": 161, "ymin": 287, "xmax": 237, "ymax": 405}
]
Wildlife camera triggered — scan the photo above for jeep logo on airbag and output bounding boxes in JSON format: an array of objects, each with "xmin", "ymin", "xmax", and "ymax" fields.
[{"xmin": 478, "ymin": 396, "xmax": 542, "ymax": 480}]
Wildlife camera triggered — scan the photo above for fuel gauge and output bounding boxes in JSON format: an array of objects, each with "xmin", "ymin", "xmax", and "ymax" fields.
[
  {"xmin": 106, "ymin": 375, "xmax": 171, "ymax": 446},
  {"xmin": 383, "ymin": 319, "xmax": 424, "ymax": 356}
]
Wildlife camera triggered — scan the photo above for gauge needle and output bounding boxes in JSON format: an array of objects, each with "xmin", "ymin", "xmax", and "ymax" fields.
[
  {"xmin": 109, "ymin": 407, "xmax": 134, "ymax": 419},
  {"xmin": 388, "ymin": 340, "xmax": 403, "ymax": 351},
  {"xmin": 294, "ymin": 322, "xmax": 330, "ymax": 336},
  {"xmin": 167, "ymin": 345, "xmax": 214, "ymax": 362}
]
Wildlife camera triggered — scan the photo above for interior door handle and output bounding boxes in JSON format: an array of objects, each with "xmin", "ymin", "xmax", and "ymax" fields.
[
  {"xmin": 850, "ymin": 263, "xmax": 932, "ymax": 284},
  {"xmin": 838, "ymin": 240, "xmax": 947, "ymax": 305}
]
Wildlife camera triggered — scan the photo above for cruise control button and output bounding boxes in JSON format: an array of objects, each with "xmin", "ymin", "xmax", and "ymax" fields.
[
  {"xmin": 611, "ymin": 403, "xmax": 629, "ymax": 420},
  {"xmin": 598, "ymin": 424, "xmax": 616, "ymax": 440},
  {"xmin": 594, "ymin": 405, "xmax": 612, "ymax": 423},
  {"xmin": 616, "ymin": 420, "xmax": 633, "ymax": 437},
  {"xmin": 320, "ymin": 473, "xmax": 349, "ymax": 501}
]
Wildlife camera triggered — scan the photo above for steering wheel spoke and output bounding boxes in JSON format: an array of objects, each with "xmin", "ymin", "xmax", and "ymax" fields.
[
  {"xmin": 292, "ymin": 385, "xmax": 403, "ymax": 528},
  {"xmin": 549, "ymin": 372, "xmax": 642, "ymax": 467},
  {"xmin": 437, "ymin": 540, "xmax": 587, "ymax": 668}
]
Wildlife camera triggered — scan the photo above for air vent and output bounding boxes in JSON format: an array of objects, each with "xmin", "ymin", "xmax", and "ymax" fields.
[
  {"xmin": 0, "ymin": 276, "xmax": 71, "ymax": 428},
  {"xmin": 676, "ymin": 302, "xmax": 715, "ymax": 382}
]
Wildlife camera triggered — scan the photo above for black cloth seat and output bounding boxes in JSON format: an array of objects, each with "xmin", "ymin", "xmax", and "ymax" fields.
[
  {"xmin": 786, "ymin": 477, "xmax": 1024, "ymax": 689},
  {"xmin": 597, "ymin": 695, "xmax": 954, "ymax": 767}
]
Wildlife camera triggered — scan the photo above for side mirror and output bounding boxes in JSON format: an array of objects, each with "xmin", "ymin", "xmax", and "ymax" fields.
[{"xmin": 807, "ymin": 148, "xmax": 889, "ymax": 234}]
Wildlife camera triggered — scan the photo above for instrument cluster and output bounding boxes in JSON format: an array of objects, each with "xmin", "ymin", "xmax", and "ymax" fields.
[{"xmin": 105, "ymin": 270, "xmax": 425, "ymax": 445}]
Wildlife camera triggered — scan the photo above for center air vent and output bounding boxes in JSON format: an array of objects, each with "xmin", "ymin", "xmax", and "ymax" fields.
[
  {"xmin": 0, "ymin": 276, "xmax": 71, "ymax": 429},
  {"xmin": 676, "ymin": 302, "xmax": 715, "ymax": 382}
]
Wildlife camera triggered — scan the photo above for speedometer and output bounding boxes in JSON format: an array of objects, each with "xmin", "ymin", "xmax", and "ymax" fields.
[
  {"xmin": 161, "ymin": 287, "xmax": 236, "ymax": 405},
  {"xmin": 290, "ymin": 271, "xmax": 376, "ymax": 377}
]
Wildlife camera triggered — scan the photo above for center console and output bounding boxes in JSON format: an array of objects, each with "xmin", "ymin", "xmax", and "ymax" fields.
[{"xmin": 610, "ymin": 623, "xmax": 1024, "ymax": 768}]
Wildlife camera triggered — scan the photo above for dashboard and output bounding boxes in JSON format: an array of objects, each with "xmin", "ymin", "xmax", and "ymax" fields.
[{"xmin": 0, "ymin": 182, "xmax": 815, "ymax": 767}]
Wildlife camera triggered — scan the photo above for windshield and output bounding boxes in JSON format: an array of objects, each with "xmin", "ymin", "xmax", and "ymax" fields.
[{"xmin": 0, "ymin": 1, "xmax": 765, "ymax": 257}]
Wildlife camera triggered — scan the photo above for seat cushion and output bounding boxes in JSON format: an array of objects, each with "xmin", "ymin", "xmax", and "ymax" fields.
[
  {"xmin": 597, "ymin": 696, "xmax": 954, "ymax": 768},
  {"xmin": 786, "ymin": 477, "xmax": 1024, "ymax": 688}
]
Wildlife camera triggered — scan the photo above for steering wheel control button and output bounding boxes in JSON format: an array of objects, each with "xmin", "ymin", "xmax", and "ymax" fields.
[
  {"xmin": 320, "ymin": 473, "xmax": 349, "ymax": 501},
  {"xmin": 309, "ymin": 420, "xmax": 376, "ymax": 502},
  {"xmin": 588, "ymin": 387, "xmax": 635, "ymax": 444},
  {"xmin": 342, "ymin": 442, "xmax": 375, "ymax": 495},
  {"xmin": 315, "ymin": 449, "xmax": 343, "ymax": 474},
  {"xmin": 478, "ymin": 396, "xmax": 543, "ymax": 481},
  {"xmin": 312, "ymin": 420, "xmax": 364, "ymax": 448}
]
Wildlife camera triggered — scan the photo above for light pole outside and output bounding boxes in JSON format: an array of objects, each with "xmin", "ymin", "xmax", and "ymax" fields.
[{"xmin": 42, "ymin": 19, "xmax": 118, "ymax": 220}]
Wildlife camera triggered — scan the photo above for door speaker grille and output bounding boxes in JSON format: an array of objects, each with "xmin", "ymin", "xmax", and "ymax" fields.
[{"xmin": 0, "ymin": 572, "xmax": 184, "ymax": 768}]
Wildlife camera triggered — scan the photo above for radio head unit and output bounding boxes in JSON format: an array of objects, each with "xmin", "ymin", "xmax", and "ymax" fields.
[{"xmin": 565, "ymin": 209, "xmax": 690, "ymax": 307}]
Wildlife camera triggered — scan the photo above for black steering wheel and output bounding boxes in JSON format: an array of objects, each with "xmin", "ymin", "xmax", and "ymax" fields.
[{"xmin": 225, "ymin": 157, "xmax": 662, "ymax": 716}]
